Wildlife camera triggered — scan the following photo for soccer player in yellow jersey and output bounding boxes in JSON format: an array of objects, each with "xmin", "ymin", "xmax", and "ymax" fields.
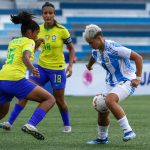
[
  {"xmin": 32, "ymin": 2, "xmax": 75, "ymax": 132},
  {"xmin": 0, "ymin": 12, "xmax": 55, "ymax": 140},
  {"xmin": 0, "ymin": 2, "xmax": 75, "ymax": 133}
]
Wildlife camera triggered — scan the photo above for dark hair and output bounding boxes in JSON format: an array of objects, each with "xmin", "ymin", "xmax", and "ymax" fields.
[
  {"xmin": 42, "ymin": 2, "xmax": 55, "ymax": 13},
  {"xmin": 11, "ymin": 11, "xmax": 39, "ymax": 35}
]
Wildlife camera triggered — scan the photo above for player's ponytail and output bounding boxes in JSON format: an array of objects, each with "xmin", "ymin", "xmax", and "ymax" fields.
[{"xmin": 10, "ymin": 11, "xmax": 39, "ymax": 35}]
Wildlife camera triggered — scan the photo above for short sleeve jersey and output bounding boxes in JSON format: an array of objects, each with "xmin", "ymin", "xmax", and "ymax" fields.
[
  {"xmin": 0, "ymin": 37, "xmax": 35, "ymax": 80},
  {"xmin": 38, "ymin": 23, "xmax": 72, "ymax": 70},
  {"xmin": 92, "ymin": 40, "xmax": 136, "ymax": 86}
]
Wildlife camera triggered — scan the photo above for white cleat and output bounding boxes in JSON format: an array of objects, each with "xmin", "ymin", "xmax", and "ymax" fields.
[
  {"xmin": 21, "ymin": 124, "xmax": 45, "ymax": 140},
  {"xmin": 0, "ymin": 122, "xmax": 12, "ymax": 131},
  {"xmin": 123, "ymin": 131, "xmax": 136, "ymax": 142},
  {"xmin": 62, "ymin": 126, "xmax": 72, "ymax": 133}
]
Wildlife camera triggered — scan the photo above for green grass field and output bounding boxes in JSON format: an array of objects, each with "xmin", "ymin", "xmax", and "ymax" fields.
[{"xmin": 0, "ymin": 95, "xmax": 150, "ymax": 150}]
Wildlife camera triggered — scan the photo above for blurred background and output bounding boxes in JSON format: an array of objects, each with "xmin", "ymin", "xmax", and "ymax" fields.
[{"xmin": 0, "ymin": 0, "xmax": 150, "ymax": 95}]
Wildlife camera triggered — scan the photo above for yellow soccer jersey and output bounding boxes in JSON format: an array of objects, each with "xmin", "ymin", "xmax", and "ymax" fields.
[
  {"xmin": 0, "ymin": 37, "xmax": 35, "ymax": 80},
  {"xmin": 38, "ymin": 23, "xmax": 71, "ymax": 70}
]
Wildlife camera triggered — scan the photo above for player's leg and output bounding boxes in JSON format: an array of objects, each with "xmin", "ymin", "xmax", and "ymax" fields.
[
  {"xmin": 0, "ymin": 102, "xmax": 10, "ymax": 120},
  {"xmin": 87, "ymin": 111, "xmax": 109, "ymax": 144},
  {"xmin": 21, "ymin": 84, "xmax": 55, "ymax": 140},
  {"xmin": 0, "ymin": 99, "xmax": 28, "ymax": 130},
  {"xmin": 105, "ymin": 81, "xmax": 136, "ymax": 141},
  {"xmin": 0, "ymin": 82, "xmax": 14, "ymax": 129},
  {"xmin": 4, "ymin": 78, "xmax": 55, "ymax": 140},
  {"xmin": 49, "ymin": 69, "xmax": 71, "ymax": 132},
  {"xmin": 53, "ymin": 89, "xmax": 71, "ymax": 132},
  {"xmin": 8, "ymin": 99, "xmax": 27, "ymax": 126},
  {"xmin": 0, "ymin": 72, "xmax": 45, "ymax": 130},
  {"xmin": 0, "ymin": 65, "xmax": 48, "ymax": 130},
  {"xmin": 20, "ymin": 65, "xmax": 51, "ymax": 139}
]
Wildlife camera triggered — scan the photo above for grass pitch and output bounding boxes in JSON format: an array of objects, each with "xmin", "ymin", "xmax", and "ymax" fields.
[{"xmin": 0, "ymin": 95, "xmax": 150, "ymax": 150}]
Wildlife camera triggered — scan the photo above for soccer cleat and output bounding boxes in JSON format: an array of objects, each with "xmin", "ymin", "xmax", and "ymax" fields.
[
  {"xmin": 21, "ymin": 124, "xmax": 45, "ymax": 140},
  {"xmin": 123, "ymin": 131, "xmax": 136, "ymax": 142},
  {"xmin": 62, "ymin": 126, "xmax": 72, "ymax": 133},
  {"xmin": 86, "ymin": 137, "xmax": 108, "ymax": 144},
  {"xmin": 0, "ymin": 122, "xmax": 12, "ymax": 131}
]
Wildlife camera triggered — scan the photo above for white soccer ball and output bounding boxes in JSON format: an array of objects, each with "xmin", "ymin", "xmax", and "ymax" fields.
[{"xmin": 92, "ymin": 94, "xmax": 108, "ymax": 113}]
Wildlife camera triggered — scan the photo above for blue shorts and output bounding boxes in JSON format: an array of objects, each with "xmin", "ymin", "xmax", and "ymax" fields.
[
  {"xmin": 30, "ymin": 64, "xmax": 66, "ymax": 89},
  {"xmin": 0, "ymin": 78, "xmax": 36, "ymax": 105}
]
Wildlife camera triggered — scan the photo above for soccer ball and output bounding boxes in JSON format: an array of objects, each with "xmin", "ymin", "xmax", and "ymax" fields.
[{"xmin": 92, "ymin": 94, "xmax": 108, "ymax": 113}]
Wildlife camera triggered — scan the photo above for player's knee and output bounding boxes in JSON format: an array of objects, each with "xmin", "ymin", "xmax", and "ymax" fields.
[
  {"xmin": 55, "ymin": 97, "xmax": 65, "ymax": 105},
  {"xmin": 48, "ymin": 94, "xmax": 56, "ymax": 106},
  {"xmin": 42, "ymin": 95, "xmax": 55, "ymax": 111},
  {"xmin": 105, "ymin": 94, "xmax": 118, "ymax": 107},
  {"xmin": 56, "ymin": 100, "xmax": 68, "ymax": 111}
]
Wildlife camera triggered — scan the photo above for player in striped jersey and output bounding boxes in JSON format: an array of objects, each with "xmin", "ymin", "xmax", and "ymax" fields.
[{"xmin": 83, "ymin": 24, "xmax": 143, "ymax": 144}]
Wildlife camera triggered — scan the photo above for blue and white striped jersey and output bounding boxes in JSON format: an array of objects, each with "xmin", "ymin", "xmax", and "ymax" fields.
[{"xmin": 92, "ymin": 40, "xmax": 136, "ymax": 86}]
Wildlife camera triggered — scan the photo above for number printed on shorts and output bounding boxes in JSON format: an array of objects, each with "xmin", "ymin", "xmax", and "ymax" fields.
[
  {"xmin": 6, "ymin": 48, "xmax": 16, "ymax": 64},
  {"xmin": 54, "ymin": 74, "xmax": 62, "ymax": 83}
]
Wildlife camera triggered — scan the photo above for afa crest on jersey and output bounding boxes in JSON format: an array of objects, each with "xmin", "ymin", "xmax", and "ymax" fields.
[{"xmin": 105, "ymin": 56, "xmax": 110, "ymax": 63}]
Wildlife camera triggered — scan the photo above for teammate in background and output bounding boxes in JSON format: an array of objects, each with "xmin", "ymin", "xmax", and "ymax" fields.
[
  {"xmin": 83, "ymin": 24, "xmax": 143, "ymax": 144},
  {"xmin": 0, "ymin": 12, "xmax": 55, "ymax": 140},
  {"xmin": 0, "ymin": 2, "xmax": 74, "ymax": 133}
]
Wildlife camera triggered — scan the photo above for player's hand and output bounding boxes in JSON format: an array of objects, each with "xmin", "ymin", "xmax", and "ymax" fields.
[
  {"xmin": 35, "ymin": 38, "xmax": 45, "ymax": 47},
  {"xmin": 66, "ymin": 65, "xmax": 72, "ymax": 78},
  {"xmin": 32, "ymin": 68, "xmax": 40, "ymax": 78},
  {"xmin": 86, "ymin": 64, "xmax": 93, "ymax": 70},
  {"xmin": 130, "ymin": 79, "xmax": 141, "ymax": 88}
]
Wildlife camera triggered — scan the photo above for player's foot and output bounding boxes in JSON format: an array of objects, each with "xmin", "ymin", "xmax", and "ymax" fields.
[
  {"xmin": 62, "ymin": 126, "xmax": 71, "ymax": 133},
  {"xmin": 86, "ymin": 137, "xmax": 108, "ymax": 144},
  {"xmin": 0, "ymin": 122, "xmax": 12, "ymax": 131},
  {"xmin": 123, "ymin": 131, "xmax": 136, "ymax": 142},
  {"xmin": 21, "ymin": 124, "xmax": 45, "ymax": 140}
]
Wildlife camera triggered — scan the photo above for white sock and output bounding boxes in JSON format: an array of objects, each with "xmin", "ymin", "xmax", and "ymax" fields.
[
  {"xmin": 118, "ymin": 116, "xmax": 132, "ymax": 133},
  {"xmin": 98, "ymin": 125, "xmax": 109, "ymax": 139}
]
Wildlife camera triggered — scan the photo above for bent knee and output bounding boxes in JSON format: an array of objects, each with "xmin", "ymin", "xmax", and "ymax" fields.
[
  {"xmin": 48, "ymin": 95, "xmax": 56, "ymax": 105},
  {"xmin": 105, "ymin": 94, "xmax": 119, "ymax": 106}
]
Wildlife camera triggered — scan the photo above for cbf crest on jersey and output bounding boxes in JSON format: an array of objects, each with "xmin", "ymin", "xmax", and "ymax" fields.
[
  {"xmin": 52, "ymin": 35, "xmax": 56, "ymax": 41},
  {"xmin": 45, "ymin": 35, "xmax": 50, "ymax": 41}
]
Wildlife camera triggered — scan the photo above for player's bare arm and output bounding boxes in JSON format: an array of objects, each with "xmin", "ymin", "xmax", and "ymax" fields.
[
  {"xmin": 86, "ymin": 56, "xmax": 96, "ymax": 70},
  {"xmin": 130, "ymin": 51, "xmax": 143, "ymax": 87},
  {"xmin": 34, "ymin": 38, "xmax": 45, "ymax": 51},
  {"xmin": 66, "ymin": 43, "xmax": 75, "ymax": 77},
  {"xmin": 22, "ymin": 50, "xmax": 39, "ymax": 77}
]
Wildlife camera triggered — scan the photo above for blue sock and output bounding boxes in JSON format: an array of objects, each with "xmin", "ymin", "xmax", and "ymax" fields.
[
  {"xmin": 60, "ymin": 111, "xmax": 70, "ymax": 126},
  {"xmin": 8, "ymin": 104, "xmax": 23, "ymax": 125},
  {"xmin": 28, "ymin": 108, "xmax": 46, "ymax": 127}
]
